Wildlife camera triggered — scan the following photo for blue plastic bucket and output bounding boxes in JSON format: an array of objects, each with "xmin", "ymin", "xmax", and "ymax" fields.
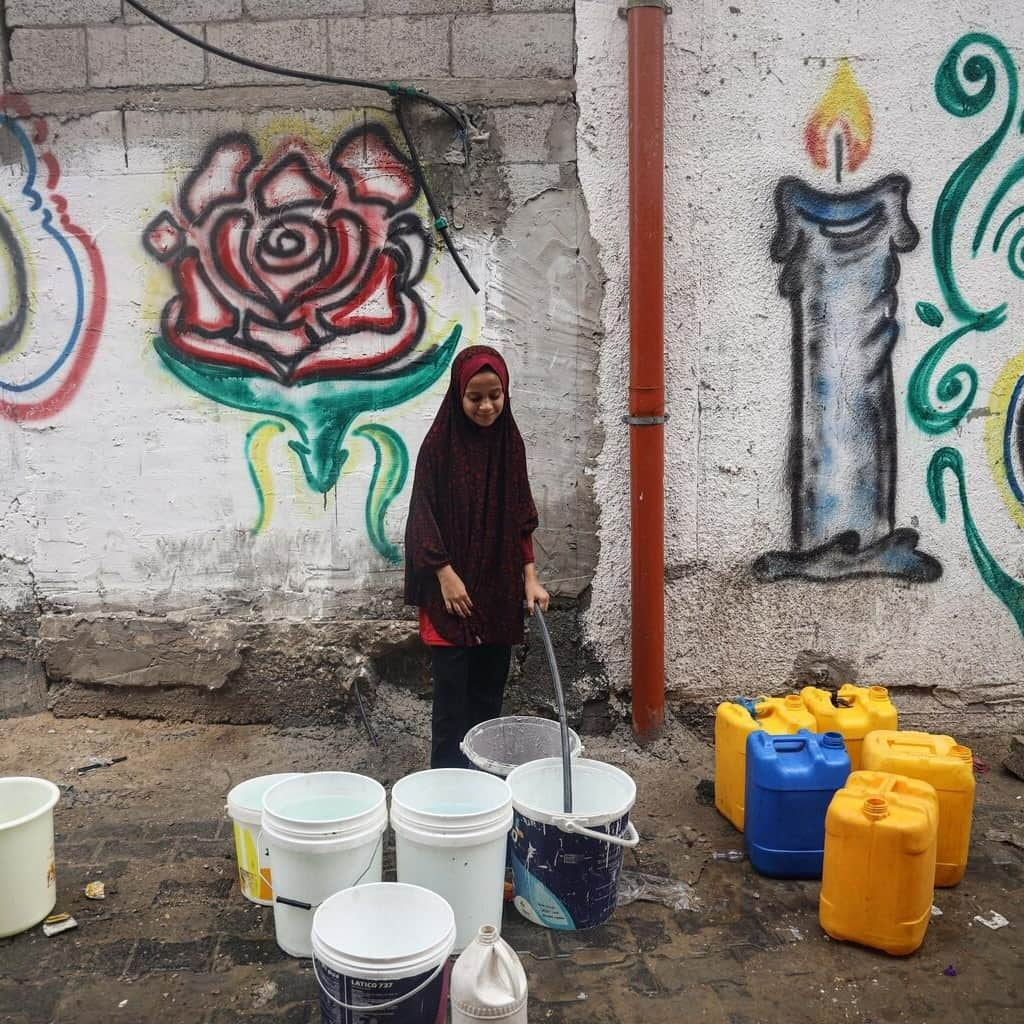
[
  {"xmin": 312, "ymin": 883, "xmax": 456, "ymax": 1024},
  {"xmin": 505, "ymin": 758, "xmax": 639, "ymax": 930}
]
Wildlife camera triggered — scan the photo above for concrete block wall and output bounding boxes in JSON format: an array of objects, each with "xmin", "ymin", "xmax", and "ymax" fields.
[
  {"xmin": 0, "ymin": 1, "xmax": 605, "ymax": 725},
  {"xmin": 577, "ymin": 0, "xmax": 1024, "ymax": 731}
]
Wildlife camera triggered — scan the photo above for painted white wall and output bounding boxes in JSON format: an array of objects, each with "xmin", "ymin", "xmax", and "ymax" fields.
[
  {"xmin": 0, "ymin": 105, "xmax": 596, "ymax": 623},
  {"xmin": 577, "ymin": 0, "xmax": 1024, "ymax": 726}
]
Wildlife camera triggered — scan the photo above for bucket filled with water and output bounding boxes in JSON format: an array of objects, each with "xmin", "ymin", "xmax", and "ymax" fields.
[
  {"xmin": 226, "ymin": 772, "xmax": 302, "ymax": 905},
  {"xmin": 461, "ymin": 717, "xmax": 583, "ymax": 778},
  {"xmin": 312, "ymin": 882, "xmax": 456, "ymax": 1024},
  {"xmin": 0, "ymin": 777, "xmax": 60, "ymax": 938},
  {"xmin": 262, "ymin": 772, "xmax": 387, "ymax": 958},
  {"xmin": 391, "ymin": 768, "xmax": 512, "ymax": 952},
  {"xmin": 506, "ymin": 758, "xmax": 639, "ymax": 930}
]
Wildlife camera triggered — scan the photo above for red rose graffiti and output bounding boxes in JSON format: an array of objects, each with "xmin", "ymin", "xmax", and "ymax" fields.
[
  {"xmin": 144, "ymin": 123, "xmax": 461, "ymax": 560},
  {"xmin": 144, "ymin": 125, "xmax": 434, "ymax": 383}
]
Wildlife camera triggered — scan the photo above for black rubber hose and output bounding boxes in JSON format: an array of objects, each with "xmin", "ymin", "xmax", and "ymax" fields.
[
  {"xmin": 393, "ymin": 97, "xmax": 479, "ymax": 294},
  {"xmin": 123, "ymin": 0, "xmax": 479, "ymax": 293},
  {"xmin": 531, "ymin": 605, "xmax": 573, "ymax": 814}
]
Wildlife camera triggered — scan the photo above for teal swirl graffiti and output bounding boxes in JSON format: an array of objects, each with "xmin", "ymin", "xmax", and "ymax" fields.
[
  {"xmin": 927, "ymin": 448, "xmax": 1024, "ymax": 632},
  {"xmin": 931, "ymin": 33, "xmax": 1016, "ymax": 320},
  {"xmin": 353, "ymin": 423, "xmax": 409, "ymax": 565},
  {"xmin": 910, "ymin": 34, "xmax": 1018, "ymax": 434}
]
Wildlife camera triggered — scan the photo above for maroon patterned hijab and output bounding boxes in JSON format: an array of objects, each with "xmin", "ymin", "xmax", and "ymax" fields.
[{"xmin": 404, "ymin": 345, "xmax": 538, "ymax": 645}]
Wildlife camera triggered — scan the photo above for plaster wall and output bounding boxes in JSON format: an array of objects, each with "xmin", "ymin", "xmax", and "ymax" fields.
[
  {"xmin": 577, "ymin": 0, "xmax": 1024, "ymax": 729},
  {"xmin": 0, "ymin": 3, "xmax": 600, "ymax": 721}
]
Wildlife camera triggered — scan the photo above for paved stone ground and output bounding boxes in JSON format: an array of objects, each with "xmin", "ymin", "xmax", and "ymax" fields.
[{"xmin": 1, "ymin": 703, "xmax": 1022, "ymax": 1024}]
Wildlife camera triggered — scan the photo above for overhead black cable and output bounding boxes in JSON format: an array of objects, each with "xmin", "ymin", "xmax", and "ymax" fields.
[{"xmin": 123, "ymin": 0, "xmax": 479, "ymax": 293}]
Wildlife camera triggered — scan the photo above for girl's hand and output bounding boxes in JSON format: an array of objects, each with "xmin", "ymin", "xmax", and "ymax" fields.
[
  {"xmin": 437, "ymin": 565, "xmax": 473, "ymax": 618},
  {"xmin": 524, "ymin": 564, "xmax": 549, "ymax": 614}
]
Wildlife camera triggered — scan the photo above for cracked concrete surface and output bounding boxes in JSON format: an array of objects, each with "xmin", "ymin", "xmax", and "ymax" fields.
[{"xmin": 1, "ymin": 707, "xmax": 1021, "ymax": 1024}]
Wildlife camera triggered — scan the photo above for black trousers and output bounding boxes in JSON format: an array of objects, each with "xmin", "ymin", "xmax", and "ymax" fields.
[{"xmin": 430, "ymin": 644, "xmax": 512, "ymax": 769}]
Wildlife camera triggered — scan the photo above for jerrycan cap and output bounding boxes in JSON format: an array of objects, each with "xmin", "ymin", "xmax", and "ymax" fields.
[
  {"xmin": 863, "ymin": 796, "xmax": 889, "ymax": 820},
  {"xmin": 784, "ymin": 694, "xmax": 803, "ymax": 708},
  {"xmin": 821, "ymin": 732, "xmax": 845, "ymax": 750},
  {"xmin": 951, "ymin": 744, "xmax": 973, "ymax": 763},
  {"xmin": 869, "ymin": 685, "xmax": 889, "ymax": 701}
]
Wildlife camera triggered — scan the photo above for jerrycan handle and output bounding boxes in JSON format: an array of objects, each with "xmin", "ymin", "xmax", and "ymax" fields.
[{"xmin": 773, "ymin": 737, "xmax": 807, "ymax": 752}]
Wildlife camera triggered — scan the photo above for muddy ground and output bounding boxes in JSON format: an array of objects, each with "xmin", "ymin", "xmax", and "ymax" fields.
[{"xmin": 1, "ymin": 690, "xmax": 1021, "ymax": 1024}]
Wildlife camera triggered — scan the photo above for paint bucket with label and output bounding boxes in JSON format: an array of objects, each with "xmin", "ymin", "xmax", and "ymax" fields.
[
  {"xmin": 391, "ymin": 769, "xmax": 512, "ymax": 952},
  {"xmin": 312, "ymin": 882, "xmax": 456, "ymax": 1024},
  {"xmin": 226, "ymin": 773, "xmax": 302, "ymax": 905},
  {"xmin": 461, "ymin": 717, "xmax": 584, "ymax": 778},
  {"xmin": 262, "ymin": 772, "xmax": 388, "ymax": 958},
  {"xmin": 506, "ymin": 758, "xmax": 639, "ymax": 930},
  {"xmin": 0, "ymin": 777, "xmax": 60, "ymax": 938}
]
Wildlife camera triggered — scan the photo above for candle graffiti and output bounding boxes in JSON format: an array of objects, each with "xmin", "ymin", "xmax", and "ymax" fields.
[
  {"xmin": 911, "ymin": 33, "xmax": 1024, "ymax": 635},
  {"xmin": 754, "ymin": 62, "xmax": 941, "ymax": 583}
]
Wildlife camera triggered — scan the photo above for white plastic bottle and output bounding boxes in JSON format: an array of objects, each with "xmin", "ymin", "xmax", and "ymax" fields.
[{"xmin": 450, "ymin": 924, "xmax": 528, "ymax": 1023}]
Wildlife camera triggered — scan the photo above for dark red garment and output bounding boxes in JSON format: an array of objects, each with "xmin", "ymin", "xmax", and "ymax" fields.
[{"xmin": 404, "ymin": 345, "xmax": 538, "ymax": 646}]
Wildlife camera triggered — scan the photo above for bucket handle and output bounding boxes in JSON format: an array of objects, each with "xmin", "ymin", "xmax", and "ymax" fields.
[
  {"xmin": 560, "ymin": 819, "xmax": 640, "ymax": 849},
  {"xmin": 268, "ymin": 831, "xmax": 383, "ymax": 912},
  {"xmin": 256, "ymin": 829, "xmax": 271, "ymax": 881},
  {"xmin": 313, "ymin": 935, "xmax": 455, "ymax": 1013}
]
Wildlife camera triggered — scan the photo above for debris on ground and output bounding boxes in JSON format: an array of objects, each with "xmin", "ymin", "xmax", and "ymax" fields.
[
  {"xmin": 617, "ymin": 871, "xmax": 701, "ymax": 912},
  {"xmin": 943, "ymin": 964, "xmax": 957, "ymax": 977},
  {"xmin": 694, "ymin": 779, "xmax": 715, "ymax": 806},
  {"xmin": 973, "ymin": 911, "xmax": 1010, "ymax": 930},
  {"xmin": 1003, "ymin": 735, "xmax": 1024, "ymax": 780},
  {"xmin": 76, "ymin": 756, "xmax": 127, "ymax": 775},
  {"xmin": 58, "ymin": 784, "xmax": 78, "ymax": 807},
  {"xmin": 973, "ymin": 755, "xmax": 990, "ymax": 774},
  {"xmin": 931, "ymin": 905, "xmax": 943, "ymax": 917},
  {"xmin": 984, "ymin": 827, "xmax": 1024, "ymax": 850},
  {"xmin": 712, "ymin": 849, "xmax": 744, "ymax": 862},
  {"xmin": 42, "ymin": 913, "xmax": 78, "ymax": 937},
  {"xmin": 85, "ymin": 881, "xmax": 106, "ymax": 900}
]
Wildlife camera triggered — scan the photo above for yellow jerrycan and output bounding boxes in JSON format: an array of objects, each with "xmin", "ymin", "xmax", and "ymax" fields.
[
  {"xmin": 714, "ymin": 696, "xmax": 816, "ymax": 831},
  {"xmin": 862, "ymin": 731, "xmax": 974, "ymax": 887},
  {"xmin": 801, "ymin": 684, "xmax": 897, "ymax": 770},
  {"xmin": 820, "ymin": 771, "xmax": 938, "ymax": 955}
]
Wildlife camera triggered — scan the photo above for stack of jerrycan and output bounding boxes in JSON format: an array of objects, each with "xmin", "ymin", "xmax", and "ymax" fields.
[
  {"xmin": 714, "ymin": 695, "xmax": 816, "ymax": 831},
  {"xmin": 861, "ymin": 731, "xmax": 975, "ymax": 887},
  {"xmin": 744, "ymin": 730, "xmax": 851, "ymax": 877},
  {"xmin": 801, "ymin": 684, "xmax": 897, "ymax": 770},
  {"xmin": 820, "ymin": 772, "xmax": 940, "ymax": 955}
]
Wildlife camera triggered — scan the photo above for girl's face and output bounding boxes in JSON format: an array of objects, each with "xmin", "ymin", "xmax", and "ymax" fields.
[{"xmin": 462, "ymin": 370, "xmax": 505, "ymax": 428}]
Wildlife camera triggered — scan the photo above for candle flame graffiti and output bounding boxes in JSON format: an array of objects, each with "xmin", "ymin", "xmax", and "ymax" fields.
[{"xmin": 804, "ymin": 60, "xmax": 873, "ymax": 174}]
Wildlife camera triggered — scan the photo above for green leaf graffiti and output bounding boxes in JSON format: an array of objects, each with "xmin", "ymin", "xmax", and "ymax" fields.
[
  {"xmin": 244, "ymin": 419, "xmax": 285, "ymax": 535},
  {"xmin": 927, "ymin": 448, "xmax": 1024, "ymax": 633},
  {"xmin": 915, "ymin": 302, "xmax": 945, "ymax": 327},
  {"xmin": 155, "ymin": 325, "xmax": 460, "ymax": 561},
  {"xmin": 354, "ymin": 424, "xmax": 409, "ymax": 565}
]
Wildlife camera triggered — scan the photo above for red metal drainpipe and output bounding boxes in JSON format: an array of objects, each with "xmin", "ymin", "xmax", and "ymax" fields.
[{"xmin": 626, "ymin": 0, "xmax": 666, "ymax": 740}]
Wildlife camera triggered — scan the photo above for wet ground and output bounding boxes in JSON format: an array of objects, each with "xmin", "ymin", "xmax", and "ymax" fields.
[{"xmin": 1, "ymin": 697, "xmax": 1021, "ymax": 1024}]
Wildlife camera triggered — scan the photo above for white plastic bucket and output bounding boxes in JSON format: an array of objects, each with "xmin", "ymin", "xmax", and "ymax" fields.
[
  {"xmin": 262, "ymin": 772, "xmax": 388, "ymax": 958},
  {"xmin": 391, "ymin": 769, "xmax": 512, "ymax": 952},
  {"xmin": 226, "ymin": 772, "xmax": 302, "ymax": 905},
  {"xmin": 506, "ymin": 758, "xmax": 639, "ymax": 930},
  {"xmin": 460, "ymin": 716, "xmax": 584, "ymax": 778},
  {"xmin": 312, "ymin": 882, "xmax": 456, "ymax": 1024},
  {"xmin": 0, "ymin": 777, "xmax": 60, "ymax": 938}
]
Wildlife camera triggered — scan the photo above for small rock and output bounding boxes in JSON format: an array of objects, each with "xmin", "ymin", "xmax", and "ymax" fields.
[{"xmin": 1003, "ymin": 735, "xmax": 1024, "ymax": 781}]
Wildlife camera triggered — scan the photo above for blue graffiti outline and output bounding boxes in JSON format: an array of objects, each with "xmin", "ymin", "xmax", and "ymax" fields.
[
  {"xmin": 0, "ymin": 115, "xmax": 85, "ymax": 393},
  {"xmin": 1005, "ymin": 372, "xmax": 1024, "ymax": 505}
]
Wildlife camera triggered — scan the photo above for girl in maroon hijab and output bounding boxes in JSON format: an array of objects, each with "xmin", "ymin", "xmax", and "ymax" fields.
[{"xmin": 405, "ymin": 345, "xmax": 549, "ymax": 768}]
